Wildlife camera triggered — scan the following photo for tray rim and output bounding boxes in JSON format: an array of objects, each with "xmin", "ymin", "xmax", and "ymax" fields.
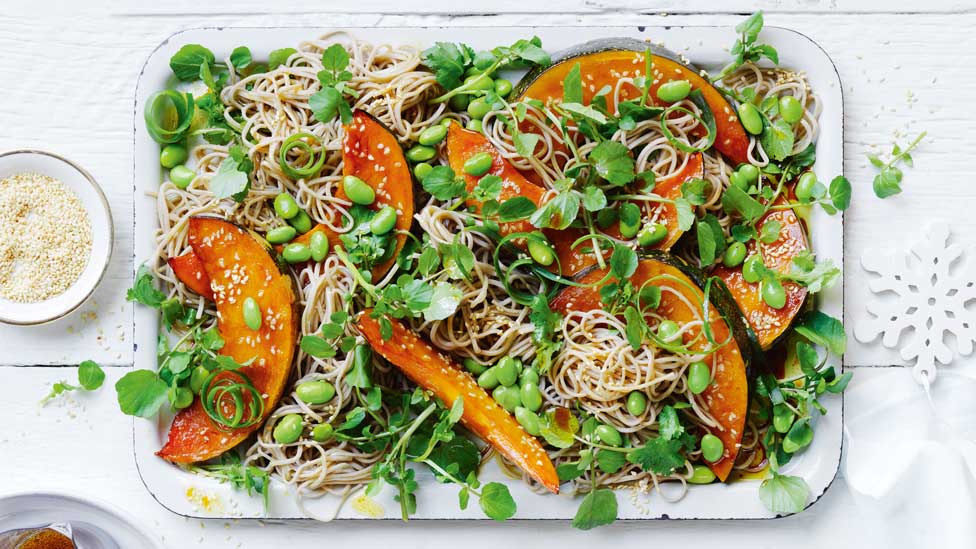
[{"xmin": 130, "ymin": 23, "xmax": 845, "ymax": 522}]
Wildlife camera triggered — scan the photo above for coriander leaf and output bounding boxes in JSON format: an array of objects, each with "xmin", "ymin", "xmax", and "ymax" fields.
[
  {"xmin": 589, "ymin": 141, "xmax": 635, "ymax": 186},
  {"xmin": 785, "ymin": 251, "xmax": 840, "ymax": 293},
  {"xmin": 170, "ymin": 44, "xmax": 215, "ymax": 81},
  {"xmin": 563, "ymin": 63, "xmax": 583, "ymax": 104},
  {"xmin": 794, "ymin": 311, "xmax": 846, "ymax": 355},
  {"xmin": 759, "ymin": 473, "xmax": 810, "ymax": 514},
  {"xmin": 78, "ymin": 360, "xmax": 106, "ymax": 390},
  {"xmin": 230, "ymin": 46, "xmax": 252, "ymax": 71},
  {"xmin": 721, "ymin": 184, "xmax": 765, "ymax": 222},
  {"xmin": 760, "ymin": 118, "xmax": 795, "ymax": 162},
  {"xmin": 422, "ymin": 42, "xmax": 476, "ymax": 90},
  {"xmin": 498, "ymin": 197, "xmax": 537, "ymax": 222},
  {"xmin": 422, "ymin": 165, "xmax": 467, "ymax": 201},
  {"xmin": 309, "ymin": 87, "xmax": 343, "ymax": 124},
  {"xmin": 424, "ymin": 282, "xmax": 462, "ymax": 322},
  {"xmin": 321, "ymin": 43, "xmax": 350, "ymax": 71},
  {"xmin": 209, "ymin": 153, "xmax": 251, "ymax": 200},
  {"xmin": 572, "ymin": 489, "xmax": 617, "ymax": 530},
  {"xmin": 479, "ymin": 482, "xmax": 516, "ymax": 521},
  {"xmin": 627, "ymin": 436, "xmax": 686, "ymax": 475},
  {"xmin": 657, "ymin": 405, "xmax": 683, "ymax": 440},
  {"xmin": 268, "ymin": 47, "xmax": 297, "ymax": 69},
  {"xmin": 115, "ymin": 370, "xmax": 169, "ymax": 418},
  {"xmin": 828, "ymin": 176, "xmax": 851, "ymax": 211}
]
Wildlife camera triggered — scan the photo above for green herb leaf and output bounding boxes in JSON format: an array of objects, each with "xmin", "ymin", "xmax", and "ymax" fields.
[
  {"xmin": 529, "ymin": 191, "xmax": 580, "ymax": 230},
  {"xmin": 571, "ymin": 488, "xmax": 617, "ymax": 530},
  {"xmin": 309, "ymin": 87, "xmax": 344, "ymax": 124},
  {"xmin": 828, "ymin": 176, "xmax": 851, "ymax": 211},
  {"xmin": 321, "ymin": 43, "xmax": 350, "ymax": 72},
  {"xmin": 627, "ymin": 436, "xmax": 686, "ymax": 475},
  {"xmin": 759, "ymin": 219, "xmax": 782, "ymax": 244},
  {"xmin": 675, "ymin": 198, "xmax": 695, "ymax": 231},
  {"xmin": 422, "ymin": 42, "xmax": 476, "ymax": 90},
  {"xmin": 563, "ymin": 63, "xmax": 583, "ymax": 104},
  {"xmin": 721, "ymin": 184, "xmax": 765, "ymax": 222},
  {"xmin": 759, "ymin": 473, "xmax": 810, "ymax": 514},
  {"xmin": 115, "ymin": 370, "xmax": 169, "ymax": 418},
  {"xmin": 268, "ymin": 47, "xmax": 297, "ymax": 70},
  {"xmin": 230, "ymin": 46, "xmax": 252, "ymax": 71},
  {"xmin": 170, "ymin": 44, "xmax": 215, "ymax": 81},
  {"xmin": 479, "ymin": 482, "xmax": 517, "ymax": 521},
  {"xmin": 424, "ymin": 282, "xmax": 462, "ymax": 322},
  {"xmin": 657, "ymin": 405, "xmax": 684, "ymax": 440},
  {"xmin": 300, "ymin": 335, "xmax": 336, "ymax": 358},
  {"xmin": 209, "ymin": 151, "xmax": 251, "ymax": 201},
  {"xmin": 422, "ymin": 166, "xmax": 467, "ymax": 201},
  {"xmin": 589, "ymin": 141, "xmax": 635, "ymax": 186},
  {"xmin": 794, "ymin": 311, "xmax": 846, "ymax": 355},
  {"xmin": 760, "ymin": 118, "xmax": 795, "ymax": 162},
  {"xmin": 127, "ymin": 265, "xmax": 167, "ymax": 309}
]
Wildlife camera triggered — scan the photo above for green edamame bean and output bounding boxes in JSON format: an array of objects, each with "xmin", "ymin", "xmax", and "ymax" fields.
[
  {"xmin": 779, "ymin": 95, "xmax": 804, "ymax": 124},
  {"xmin": 738, "ymin": 103, "xmax": 763, "ymax": 135},
  {"xmin": 414, "ymin": 162, "xmax": 434, "ymax": 181},
  {"xmin": 169, "ymin": 165, "xmax": 195, "ymax": 189},
  {"xmin": 342, "ymin": 175, "xmax": 375, "ymax": 205},
  {"xmin": 528, "ymin": 236, "xmax": 555, "ymax": 266},
  {"xmin": 495, "ymin": 356, "xmax": 519, "ymax": 387},
  {"xmin": 656, "ymin": 80, "xmax": 692, "ymax": 103},
  {"xmin": 700, "ymin": 433, "xmax": 724, "ymax": 462},
  {"xmin": 737, "ymin": 164, "xmax": 760, "ymax": 184},
  {"xmin": 242, "ymin": 297, "xmax": 262, "ymax": 330},
  {"xmin": 464, "ymin": 73, "xmax": 495, "ymax": 91},
  {"xmin": 309, "ymin": 231, "xmax": 329, "ymax": 262},
  {"xmin": 266, "ymin": 226, "xmax": 297, "ymax": 245},
  {"xmin": 311, "ymin": 423, "xmax": 334, "ymax": 442},
  {"xmin": 419, "ymin": 124, "xmax": 448, "ymax": 146},
  {"xmin": 519, "ymin": 367, "xmax": 539, "ymax": 386},
  {"xmin": 463, "ymin": 357, "xmax": 487, "ymax": 376},
  {"xmin": 189, "ymin": 365, "xmax": 210, "ymax": 394},
  {"xmin": 494, "ymin": 78, "xmax": 513, "ymax": 98},
  {"xmin": 742, "ymin": 254, "xmax": 764, "ymax": 283},
  {"xmin": 687, "ymin": 361, "xmax": 711, "ymax": 395},
  {"xmin": 296, "ymin": 380, "xmax": 336, "ymax": 404},
  {"xmin": 520, "ymin": 382, "xmax": 543, "ymax": 412},
  {"xmin": 637, "ymin": 223, "xmax": 668, "ymax": 247},
  {"xmin": 273, "ymin": 414, "xmax": 304, "ymax": 444},
  {"xmin": 440, "ymin": 117, "xmax": 455, "ymax": 127},
  {"xmin": 465, "ymin": 119, "xmax": 483, "ymax": 133},
  {"xmin": 160, "ymin": 144, "xmax": 188, "ymax": 169},
  {"xmin": 449, "ymin": 94, "xmax": 470, "ymax": 111},
  {"xmin": 467, "ymin": 97, "xmax": 492, "ymax": 120},
  {"xmin": 492, "ymin": 385, "xmax": 521, "ymax": 412},
  {"xmin": 477, "ymin": 368, "xmax": 499, "ymax": 390},
  {"xmin": 369, "ymin": 206, "xmax": 397, "ymax": 235},
  {"xmin": 762, "ymin": 279, "xmax": 787, "ymax": 309},
  {"xmin": 688, "ymin": 464, "xmax": 716, "ymax": 484},
  {"xmin": 618, "ymin": 202, "xmax": 641, "ymax": 239},
  {"xmin": 406, "ymin": 145, "xmax": 436, "ymax": 163},
  {"xmin": 729, "ymin": 170, "xmax": 749, "ymax": 190},
  {"xmin": 172, "ymin": 386, "xmax": 194, "ymax": 409},
  {"xmin": 723, "ymin": 242, "xmax": 747, "ymax": 267},
  {"xmin": 595, "ymin": 425, "xmax": 622, "ymax": 447},
  {"xmin": 626, "ymin": 391, "xmax": 648, "ymax": 416},
  {"xmin": 283, "ymin": 242, "xmax": 312, "ymax": 264},
  {"xmin": 795, "ymin": 172, "xmax": 818, "ymax": 201},
  {"xmin": 287, "ymin": 210, "xmax": 312, "ymax": 234},
  {"xmin": 657, "ymin": 319, "xmax": 680, "ymax": 342},
  {"xmin": 274, "ymin": 193, "xmax": 300, "ymax": 219},
  {"xmin": 514, "ymin": 407, "xmax": 541, "ymax": 435},
  {"xmin": 464, "ymin": 65, "xmax": 483, "ymax": 78},
  {"xmin": 463, "ymin": 152, "xmax": 493, "ymax": 176}
]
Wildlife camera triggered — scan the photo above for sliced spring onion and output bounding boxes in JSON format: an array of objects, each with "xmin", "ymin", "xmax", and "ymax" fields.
[
  {"xmin": 658, "ymin": 89, "xmax": 716, "ymax": 154},
  {"xmin": 200, "ymin": 370, "xmax": 265, "ymax": 430},
  {"xmin": 145, "ymin": 90, "xmax": 195, "ymax": 144},
  {"xmin": 278, "ymin": 133, "xmax": 326, "ymax": 179}
]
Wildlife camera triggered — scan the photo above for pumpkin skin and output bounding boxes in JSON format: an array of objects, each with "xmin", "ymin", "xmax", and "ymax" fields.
[
  {"xmin": 549, "ymin": 252, "xmax": 760, "ymax": 481},
  {"xmin": 157, "ymin": 216, "xmax": 298, "ymax": 463},
  {"xmin": 713, "ymin": 197, "xmax": 810, "ymax": 350},
  {"xmin": 356, "ymin": 310, "xmax": 560, "ymax": 494},
  {"xmin": 514, "ymin": 38, "xmax": 751, "ymax": 166}
]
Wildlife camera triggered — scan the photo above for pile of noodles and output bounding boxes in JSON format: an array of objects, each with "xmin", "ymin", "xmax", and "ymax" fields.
[{"xmin": 146, "ymin": 32, "xmax": 820, "ymax": 506}]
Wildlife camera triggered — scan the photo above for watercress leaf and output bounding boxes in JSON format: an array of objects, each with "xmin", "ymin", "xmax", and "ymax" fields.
[
  {"xmin": 829, "ymin": 176, "xmax": 852, "ymax": 211},
  {"xmin": 596, "ymin": 447, "xmax": 627, "ymax": 475},
  {"xmin": 866, "ymin": 153, "xmax": 884, "ymax": 168},
  {"xmin": 785, "ymin": 251, "xmax": 840, "ymax": 293},
  {"xmin": 170, "ymin": 44, "xmax": 215, "ymax": 82},
  {"xmin": 513, "ymin": 132, "xmax": 540, "ymax": 157},
  {"xmin": 417, "ymin": 246, "xmax": 441, "ymax": 276},
  {"xmin": 479, "ymin": 482, "xmax": 517, "ymax": 521},
  {"xmin": 731, "ymin": 223, "xmax": 757, "ymax": 243},
  {"xmin": 581, "ymin": 185, "xmax": 607, "ymax": 212},
  {"xmin": 794, "ymin": 311, "xmax": 846, "ymax": 355},
  {"xmin": 826, "ymin": 371, "xmax": 853, "ymax": 393},
  {"xmin": 321, "ymin": 43, "xmax": 349, "ymax": 71},
  {"xmin": 623, "ymin": 306, "xmax": 644, "ymax": 351},
  {"xmin": 209, "ymin": 154, "xmax": 251, "ymax": 200},
  {"xmin": 752, "ymin": 43, "xmax": 779, "ymax": 64},
  {"xmin": 127, "ymin": 265, "xmax": 167, "ymax": 309},
  {"xmin": 736, "ymin": 11, "xmax": 764, "ymax": 43},
  {"xmin": 562, "ymin": 62, "xmax": 584, "ymax": 104},
  {"xmin": 473, "ymin": 174, "xmax": 503, "ymax": 202},
  {"xmin": 300, "ymin": 335, "xmax": 336, "ymax": 358},
  {"xmin": 589, "ymin": 140, "xmax": 635, "ymax": 186},
  {"xmin": 422, "ymin": 165, "xmax": 467, "ymax": 201},
  {"xmin": 675, "ymin": 198, "xmax": 695, "ymax": 231},
  {"xmin": 529, "ymin": 192, "xmax": 580, "ymax": 230},
  {"xmin": 795, "ymin": 341, "xmax": 820, "ymax": 378},
  {"xmin": 424, "ymin": 282, "xmax": 462, "ymax": 322},
  {"xmin": 760, "ymin": 118, "xmax": 795, "ymax": 162},
  {"xmin": 873, "ymin": 169, "xmax": 902, "ymax": 198},
  {"xmin": 721, "ymin": 184, "xmax": 765, "ymax": 222},
  {"xmin": 539, "ymin": 407, "xmax": 579, "ymax": 449},
  {"xmin": 696, "ymin": 215, "xmax": 726, "ymax": 266},
  {"xmin": 439, "ymin": 240, "xmax": 476, "ymax": 280},
  {"xmin": 78, "ymin": 360, "xmax": 105, "ymax": 391},
  {"xmin": 115, "ymin": 370, "xmax": 169, "ymax": 418},
  {"xmin": 267, "ymin": 47, "xmax": 297, "ymax": 70},
  {"xmin": 610, "ymin": 244, "xmax": 638, "ymax": 279},
  {"xmin": 681, "ymin": 178, "xmax": 709, "ymax": 206},
  {"xmin": 230, "ymin": 46, "xmax": 252, "ymax": 71},
  {"xmin": 759, "ymin": 219, "xmax": 782, "ymax": 244},
  {"xmin": 571, "ymin": 489, "xmax": 617, "ymax": 530},
  {"xmin": 557, "ymin": 462, "xmax": 586, "ymax": 481},
  {"xmin": 759, "ymin": 473, "xmax": 810, "ymax": 514},
  {"xmin": 498, "ymin": 196, "xmax": 537, "ymax": 222}
]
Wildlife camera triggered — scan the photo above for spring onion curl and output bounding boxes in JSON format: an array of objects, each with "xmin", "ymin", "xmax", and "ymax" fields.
[
  {"xmin": 145, "ymin": 26, "xmax": 820, "ymax": 507},
  {"xmin": 201, "ymin": 370, "xmax": 266, "ymax": 429},
  {"xmin": 145, "ymin": 90, "xmax": 195, "ymax": 144}
]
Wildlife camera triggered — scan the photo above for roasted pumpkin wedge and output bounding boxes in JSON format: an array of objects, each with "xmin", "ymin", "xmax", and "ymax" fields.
[
  {"xmin": 446, "ymin": 123, "xmax": 594, "ymax": 276},
  {"xmin": 514, "ymin": 39, "xmax": 750, "ymax": 166},
  {"xmin": 357, "ymin": 310, "xmax": 560, "ymax": 493},
  {"xmin": 157, "ymin": 216, "xmax": 298, "ymax": 463},
  {"xmin": 549, "ymin": 253, "xmax": 759, "ymax": 482},
  {"xmin": 168, "ymin": 251, "xmax": 213, "ymax": 300},
  {"xmin": 713, "ymin": 198, "xmax": 809, "ymax": 350}
]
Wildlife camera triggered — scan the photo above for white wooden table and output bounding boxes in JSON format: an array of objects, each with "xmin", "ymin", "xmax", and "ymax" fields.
[{"xmin": 2, "ymin": 1, "xmax": 973, "ymax": 547}]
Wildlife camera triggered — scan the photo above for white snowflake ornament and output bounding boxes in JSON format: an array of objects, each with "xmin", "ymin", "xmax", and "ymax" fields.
[{"xmin": 854, "ymin": 222, "xmax": 976, "ymax": 383}]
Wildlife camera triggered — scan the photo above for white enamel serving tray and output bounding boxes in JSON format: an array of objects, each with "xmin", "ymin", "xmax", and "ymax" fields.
[{"xmin": 133, "ymin": 25, "xmax": 844, "ymax": 521}]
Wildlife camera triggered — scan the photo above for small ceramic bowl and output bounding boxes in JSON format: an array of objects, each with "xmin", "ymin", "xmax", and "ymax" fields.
[{"xmin": 0, "ymin": 150, "xmax": 113, "ymax": 325}]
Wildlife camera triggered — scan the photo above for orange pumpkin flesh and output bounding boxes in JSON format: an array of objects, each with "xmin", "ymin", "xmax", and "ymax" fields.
[
  {"xmin": 516, "ymin": 48, "xmax": 750, "ymax": 166},
  {"xmin": 168, "ymin": 252, "xmax": 213, "ymax": 300},
  {"xmin": 549, "ymin": 257, "xmax": 749, "ymax": 482},
  {"xmin": 713, "ymin": 199, "xmax": 809, "ymax": 350},
  {"xmin": 356, "ymin": 310, "xmax": 560, "ymax": 493},
  {"xmin": 157, "ymin": 216, "xmax": 298, "ymax": 463}
]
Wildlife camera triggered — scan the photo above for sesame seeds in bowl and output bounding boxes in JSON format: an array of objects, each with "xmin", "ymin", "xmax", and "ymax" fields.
[{"xmin": 0, "ymin": 150, "xmax": 112, "ymax": 325}]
